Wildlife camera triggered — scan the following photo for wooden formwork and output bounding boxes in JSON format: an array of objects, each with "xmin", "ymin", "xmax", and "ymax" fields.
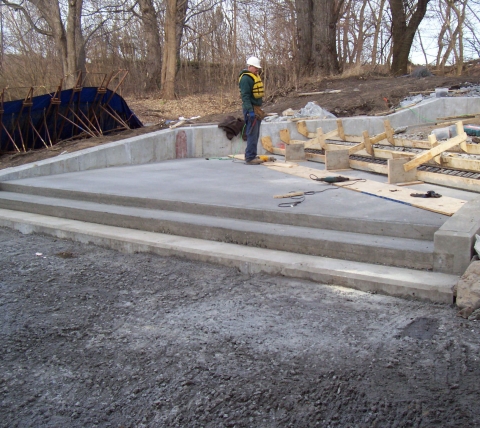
[{"xmin": 261, "ymin": 118, "xmax": 480, "ymax": 193}]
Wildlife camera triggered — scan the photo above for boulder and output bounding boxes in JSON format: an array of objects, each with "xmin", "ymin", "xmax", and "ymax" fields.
[{"xmin": 456, "ymin": 261, "xmax": 480, "ymax": 310}]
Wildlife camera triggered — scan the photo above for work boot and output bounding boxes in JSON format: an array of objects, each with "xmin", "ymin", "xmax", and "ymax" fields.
[{"xmin": 245, "ymin": 158, "xmax": 264, "ymax": 165}]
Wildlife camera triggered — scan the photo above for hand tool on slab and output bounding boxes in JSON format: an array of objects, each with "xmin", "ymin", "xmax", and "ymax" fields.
[
  {"xmin": 273, "ymin": 189, "xmax": 337, "ymax": 199},
  {"xmin": 257, "ymin": 155, "xmax": 276, "ymax": 162}
]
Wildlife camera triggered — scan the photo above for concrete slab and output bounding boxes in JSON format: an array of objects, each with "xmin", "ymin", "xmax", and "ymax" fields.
[
  {"xmin": 0, "ymin": 158, "xmax": 456, "ymax": 226},
  {"xmin": 1, "ymin": 97, "xmax": 480, "ymax": 301}
]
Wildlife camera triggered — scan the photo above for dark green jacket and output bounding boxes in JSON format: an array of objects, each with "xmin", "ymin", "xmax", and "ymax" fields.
[{"xmin": 238, "ymin": 70, "xmax": 263, "ymax": 112}]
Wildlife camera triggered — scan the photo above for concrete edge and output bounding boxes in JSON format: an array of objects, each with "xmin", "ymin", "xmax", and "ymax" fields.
[
  {"xmin": 0, "ymin": 208, "xmax": 458, "ymax": 304},
  {"xmin": 434, "ymin": 195, "xmax": 480, "ymax": 275}
]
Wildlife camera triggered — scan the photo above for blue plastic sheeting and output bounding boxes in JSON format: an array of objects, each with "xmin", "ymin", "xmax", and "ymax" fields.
[{"xmin": 1, "ymin": 87, "xmax": 143, "ymax": 152}]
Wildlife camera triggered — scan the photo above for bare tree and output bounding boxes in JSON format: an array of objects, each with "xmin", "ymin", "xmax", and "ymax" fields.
[
  {"xmin": 1, "ymin": 0, "xmax": 86, "ymax": 88},
  {"xmin": 136, "ymin": 0, "xmax": 163, "ymax": 91},
  {"xmin": 388, "ymin": 0, "xmax": 430, "ymax": 75}
]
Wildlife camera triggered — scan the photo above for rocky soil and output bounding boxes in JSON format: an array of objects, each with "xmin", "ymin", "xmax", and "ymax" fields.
[{"xmin": 1, "ymin": 227, "xmax": 480, "ymax": 427}]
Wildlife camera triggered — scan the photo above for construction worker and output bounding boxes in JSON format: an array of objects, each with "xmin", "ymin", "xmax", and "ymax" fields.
[{"xmin": 239, "ymin": 56, "xmax": 265, "ymax": 165}]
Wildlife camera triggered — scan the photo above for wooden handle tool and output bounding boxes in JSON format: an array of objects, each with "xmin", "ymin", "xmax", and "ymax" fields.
[{"xmin": 273, "ymin": 191, "xmax": 305, "ymax": 199}]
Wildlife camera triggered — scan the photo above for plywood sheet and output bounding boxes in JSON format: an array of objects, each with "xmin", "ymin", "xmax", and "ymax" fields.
[{"xmin": 265, "ymin": 164, "xmax": 466, "ymax": 216}]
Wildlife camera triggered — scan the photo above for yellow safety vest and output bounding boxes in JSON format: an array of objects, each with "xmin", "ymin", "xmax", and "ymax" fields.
[{"xmin": 238, "ymin": 72, "xmax": 264, "ymax": 99}]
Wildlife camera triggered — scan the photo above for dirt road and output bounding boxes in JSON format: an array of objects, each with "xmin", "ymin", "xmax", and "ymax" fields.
[{"xmin": 1, "ymin": 226, "xmax": 479, "ymax": 427}]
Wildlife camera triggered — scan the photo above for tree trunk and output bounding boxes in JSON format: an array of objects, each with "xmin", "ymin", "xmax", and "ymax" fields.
[
  {"xmin": 176, "ymin": 0, "xmax": 188, "ymax": 60},
  {"xmin": 389, "ymin": 0, "xmax": 430, "ymax": 75},
  {"xmin": 66, "ymin": 0, "xmax": 85, "ymax": 87},
  {"xmin": 161, "ymin": 0, "xmax": 177, "ymax": 99},
  {"xmin": 295, "ymin": 0, "xmax": 343, "ymax": 76},
  {"xmin": 370, "ymin": 0, "xmax": 387, "ymax": 65},
  {"xmin": 295, "ymin": 0, "xmax": 313, "ymax": 75},
  {"xmin": 312, "ymin": 0, "xmax": 342, "ymax": 74},
  {"xmin": 138, "ymin": 0, "xmax": 162, "ymax": 91}
]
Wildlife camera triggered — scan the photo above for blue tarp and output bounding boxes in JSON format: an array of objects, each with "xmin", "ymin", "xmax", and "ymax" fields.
[{"xmin": 1, "ymin": 87, "xmax": 143, "ymax": 152}]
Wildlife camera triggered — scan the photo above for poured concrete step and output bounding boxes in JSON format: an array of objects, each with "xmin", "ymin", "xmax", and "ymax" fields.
[
  {"xmin": 0, "ymin": 208, "xmax": 457, "ymax": 303},
  {"xmin": 0, "ymin": 182, "xmax": 437, "ymax": 241},
  {"xmin": 0, "ymin": 191, "xmax": 434, "ymax": 270}
]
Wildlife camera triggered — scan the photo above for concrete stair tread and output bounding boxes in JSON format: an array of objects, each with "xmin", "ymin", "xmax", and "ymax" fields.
[
  {"xmin": 0, "ymin": 183, "xmax": 438, "ymax": 240},
  {"xmin": 0, "ymin": 208, "xmax": 457, "ymax": 303},
  {"xmin": 0, "ymin": 191, "xmax": 433, "ymax": 253}
]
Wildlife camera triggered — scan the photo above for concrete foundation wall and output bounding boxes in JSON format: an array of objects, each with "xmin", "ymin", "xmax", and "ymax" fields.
[{"xmin": 1, "ymin": 97, "xmax": 480, "ymax": 276}]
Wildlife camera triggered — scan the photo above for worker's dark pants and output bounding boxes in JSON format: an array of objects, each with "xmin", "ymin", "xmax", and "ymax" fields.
[{"xmin": 243, "ymin": 110, "xmax": 261, "ymax": 161}]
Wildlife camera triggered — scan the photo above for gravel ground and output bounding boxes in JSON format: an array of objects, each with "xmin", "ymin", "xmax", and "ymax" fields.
[{"xmin": 1, "ymin": 226, "xmax": 480, "ymax": 428}]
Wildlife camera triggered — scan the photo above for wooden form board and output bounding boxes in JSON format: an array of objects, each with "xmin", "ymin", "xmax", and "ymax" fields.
[
  {"xmin": 264, "ymin": 164, "xmax": 467, "ymax": 216},
  {"xmin": 261, "ymin": 136, "xmax": 286, "ymax": 155},
  {"xmin": 295, "ymin": 119, "xmax": 480, "ymax": 156},
  {"xmin": 403, "ymin": 130, "xmax": 467, "ymax": 172}
]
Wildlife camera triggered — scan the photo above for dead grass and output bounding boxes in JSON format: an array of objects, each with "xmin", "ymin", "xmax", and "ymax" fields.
[{"xmin": 125, "ymin": 91, "xmax": 240, "ymax": 124}]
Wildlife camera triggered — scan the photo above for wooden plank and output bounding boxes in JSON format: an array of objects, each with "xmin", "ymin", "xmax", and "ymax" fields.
[
  {"xmin": 432, "ymin": 154, "xmax": 480, "ymax": 172},
  {"xmin": 296, "ymin": 121, "xmax": 316, "ymax": 139},
  {"xmin": 349, "ymin": 159, "xmax": 389, "ymax": 175},
  {"xmin": 279, "ymin": 128, "xmax": 291, "ymax": 144},
  {"xmin": 396, "ymin": 181, "xmax": 424, "ymax": 186},
  {"xmin": 417, "ymin": 170, "xmax": 480, "ymax": 193},
  {"xmin": 349, "ymin": 154, "xmax": 480, "ymax": 193},
  {"xmin": 363, "ymin": 130, "xmax": 374, "ymax": 156},
  {"xmin": 385, "ymin": 136, "xmax": 480, "ymax": 154},
  {"xmin": 305, "ymin": 152, "xmax": 325, "ymax": 163},
  {"xmin": 264, "ymin": 164, "xmax": 466, "ymax": 216},
  {"xmin": 384, "ymin": 120, "xmax": 395, "ymax": 145},
  {"xmin": 304, "ymin": 137, "xmax": 323, "ymax": 150},
  {"xmin": 437, "ymin": 114, "xmax": 478, "ymax": 121},
  {"xmin": 261, "ymin": 136, "xmax": 285, "ymax": 155},
  {"xmin": 273, "ymin": 191, "xmax": 305, "ymax": 198},
  {"xmin": 337, "ymin": 119, "xmax": 345, "ymax": 140},
  {"xmin": 264, "ymin": 161, "xmax": 296, "ymax": 168},
  {"xmin": 326, "ymin": 135, "xmax": 364, "ymax": 143},
  {"xmin": 435, "ymin": 119, "xmax": 475, "ymax": 126},
  {"xmin": 370, "ymin": 131, "xmax": 387, "ymax": 145},
  {"xmin": 317, "ymin": 127, "xmax": 326, "ymax": 149},
  {"xmin": 403, "ymin": 132, "xmax": 466, "ymax": 172},
  {"xmin": 261, "ymin": 135, "xmax": 274, "ymax": 152},
  {"xmin": 169, "ymin": 120, "xmax": 186, "ymax": 129},
  {"xmin": 324, "ymin": 128, "xmax": 339, "ymax": 139},
  {"xmin": 298, "ymin": 90, "xmax": 341, "ymax": 96},
  {"xmin": 348, "ymin": 142, "xmax": 365, "ymax": 155}
]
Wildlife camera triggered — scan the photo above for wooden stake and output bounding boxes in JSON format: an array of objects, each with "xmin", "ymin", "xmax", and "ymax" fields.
[
  {"xmin": 317, "ymin": 128, "xmax": 326, "ymax": 149},
  {"xmin": 363, "ymin": 130, "xmax": 374, "ymax": 156},
  {"xmin": 384, "ymin": 120, "xmax": 395, "ymax": 145},
  {"xmin": 337, "ymin": 119, "xmax": 345, "ymax": 140}
]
